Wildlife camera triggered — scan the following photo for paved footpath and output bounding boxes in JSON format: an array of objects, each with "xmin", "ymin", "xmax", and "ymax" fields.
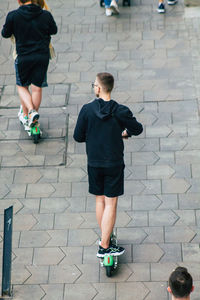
[{"xmin": 1, "ymin": 0, "xmax": 200, "ymax": 299}]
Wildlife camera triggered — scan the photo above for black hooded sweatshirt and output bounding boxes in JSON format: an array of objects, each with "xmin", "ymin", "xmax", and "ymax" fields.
[
  {"xmin": 73, "ymin": 98, "xmax": 143, "ymax": 168},
  {"xmin": 1, "ymin": 4, "xmax": 57, "ymax": 56}
]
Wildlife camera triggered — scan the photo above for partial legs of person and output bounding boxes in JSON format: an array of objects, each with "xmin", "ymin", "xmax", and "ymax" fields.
[
  {"xmin": 100, "ymin": 196, "xmax": 118, "ymax": 249},
  {"xmin": 96, "ymin": 195, "xmax": 125, "ymax": 257},
  {"xmin": 157, "ymin": 0, "xmax": 165, "ymax": 13},
  {"xmin": 96, "ymin": 195, "xmax": 117, "ymax": 248},
  {"xmin": 18, "ymin": 87, "xmax": 29, "ymax": 125},
  {"xmin": 96, "ymin": 195, "xmax": 105, "ymax": 231},
  {"xmin": 19, "ymin": 89, "xmax": 29, "ymax": 117},
  {"xmin": 17, "ymin": 85, "xmax": 39, "ymax": 127},
  {"xmin": 104, "ymin": 0, "xmax": 119, "ymax": 16},
  {"xmin": 110, "ymin": 0, "xmax": 119, "ymax": 15},
  {"xmin": 17, "ymin": 85, "xmax": 34, "ymax": 112},
  {"xmin": 31, "ymin": 84, "xmax": 42, "ymax": 112}
]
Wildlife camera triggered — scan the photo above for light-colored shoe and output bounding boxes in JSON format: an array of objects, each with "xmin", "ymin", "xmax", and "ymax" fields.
[
  {"xmin": 168, "ymin": 0, "xmax": 178, "ymax": 4},
  {"xmin": 28, "ymin": 109, "xmax": 40, "ymax": 127},
  {"xmin": 105, "ymin": 8, "xmax": 113, "ymax": 16},
  {"xmin": 18, "ymin": 106, "xmax": 29, "ymax": 128},
  {"xmin": 110, "ymin": 0, "xmax": 120, "ymax": 14},
  {"xmin": 18, "ymin": 105, "xmax": 23, "ymax": 118},
  {"xmin": 23, "ymin": 116, "xmax": 30, "ymax": 131},
  {"xmin": 19, "ymin": 113, "xmax": 27, "ymax": 125},
  {"xmin": 18, "ymin": 109, "xmax": 29, "ymax": 127}
]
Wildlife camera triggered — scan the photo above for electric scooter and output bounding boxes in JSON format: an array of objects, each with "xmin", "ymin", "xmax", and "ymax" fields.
[{"xmin": 99, "ymin": 232, "xmax": 120, "ymax": 277}]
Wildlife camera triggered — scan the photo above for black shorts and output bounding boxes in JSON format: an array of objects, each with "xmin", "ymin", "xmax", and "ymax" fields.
[
  {"xmin": 15, "ymin": 53, "xmax": 49, "ymax": 88},
  {"xmin": 88, "ymin": 165, "xmax": 125, "ymax": 197}
]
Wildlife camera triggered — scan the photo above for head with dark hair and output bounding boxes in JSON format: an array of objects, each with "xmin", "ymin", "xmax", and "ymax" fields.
[
  {"xmin": 19, "ymin": 0, "xmax": 32, "ymax": 3},
  {"xmin": 96, "ymin": 72, "xmax": 114, "ymax": 93},
  {"xmin": 32, "ymin": 0, "xmax": 45, "ymax": 7},
  {"xmin": 168, "ymin": 267, "xmax": 193, "ymax": 299}
]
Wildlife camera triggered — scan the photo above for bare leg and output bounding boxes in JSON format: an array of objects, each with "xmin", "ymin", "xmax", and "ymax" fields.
[
  {"xmin": 18, "ymin": 86, "xmax": 29, "ymax": 116},
  {"xmin": 31, "ymin": 84, "xmax": 42, "ymax": 111},
  {"xmin": 96, "ymin": 195, "xmax": 105, "ymax": 230},
  {"xmin": 17, "ymin": 85, "xmax": 33, "ymax": 112},
  {"xmin": 100, "ymin": 196, "xmax": 118, "ymax": 249}
]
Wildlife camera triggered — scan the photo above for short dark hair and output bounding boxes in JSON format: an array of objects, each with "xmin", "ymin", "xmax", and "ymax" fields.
[
  {"xmin": 32, "ymin": 0, "xmax": 45, "ymax": 7},
  {"xmin": 96, "ymin": 72, "xmax": 114, "ymax": 93},
  {"xmin": 169, "ymin": 267, "xmax": 193, "ymax": 298}
]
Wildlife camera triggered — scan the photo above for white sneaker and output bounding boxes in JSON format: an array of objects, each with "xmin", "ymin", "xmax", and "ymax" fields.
[
  {"xmin": 18, "ymin": 105, "xmax": 23, "ymax": 118},
  {"xmin": 110, "ymin": 0, "xmax": 119, "ymax": 14},
  {"xmin": 168, "ymin": 0, "xmax": 178, "ymax": 4},
  {"xmin": 18, "ymin": 106, "xmax": 29, "ymax": 127},
  {"xmin": 24, "ymin": 119, "xmax": 30, "ymax": 131},
  {"xmin": 19, "ymin": 113, "xmax": 26, "ymax": 125},
  {"xmin": 105, "ymin": 8, "xmax": 113, "ymax": 16},
  {"xmin": 18, "ymin": 110, "xmax": 29, "ymax": 128},
  {"xmin": 28, "ymin": 109, "xmax": 40, "ymax": 127}
]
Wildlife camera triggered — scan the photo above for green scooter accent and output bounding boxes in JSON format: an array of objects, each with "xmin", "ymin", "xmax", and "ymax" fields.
[
  {"xmin": 103, "ymin": 255, "xmax": 114, "ymax": 267},
  {"xmin": 104, "ymin": 255, "xmax": 114, "ymax": 277},
  {"xmin": 30, "ymin": 124, "xmax": 41, "ymax": 144}
]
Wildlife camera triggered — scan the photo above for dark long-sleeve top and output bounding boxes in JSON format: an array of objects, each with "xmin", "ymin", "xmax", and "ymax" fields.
[
  {"xmin": 1, "ymin": 4, "xmax": 57, "ymax": 56},
  {"xmin": 73, "ymin": 98, "xmax": 143, "ymax": 168}
]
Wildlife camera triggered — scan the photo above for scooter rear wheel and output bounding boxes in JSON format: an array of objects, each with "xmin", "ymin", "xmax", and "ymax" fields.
[
  {"xmin": 100, "ymin": 0, "xmax": 105, "ymax": 7},
  {"xmin": 106, "ymin": 266, "xmax": 112, "ymax": 277},
  {"xmin": 33, "ymin": 134, "xmax": 40, "ymax": 144}
]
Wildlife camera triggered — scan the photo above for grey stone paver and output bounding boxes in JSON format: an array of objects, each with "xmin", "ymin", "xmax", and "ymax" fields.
[
  {"xmin": 133, "ymin": 244, "xmax": 164, "ymax": 263},
  {"xmin": 24, "ymin": 266, "xmax": 49, "ymax": 284},
  {"xmin": 33, "ymin": 247, "xmax": 65, "ymax": 265},
  {"xmin": 13, "ymin": 285, "xmax": 45, "ymax": 300},
  {"xmin": 49, "ymin": 265, "xmax": 81, "ymax": 284},
  {"xmin": 64, "ymin": 283, "xmax": 97, "ymax": 300},
  {"xmin": 116, "ymin": 282, "xmax": 149, "ymax": 300},
  {"xmin": 92, "ymin": 283, "xmax": 116, "ymax": 300},
  {"xmin": 144, "ymin": 282, "xmax": 168, "ymax": 300},
  {"xmin": 19, "ymin": 231, "xmax": 51, "ymax": 248},
  {"xmin": 41, "ymin": 284, "xmax": 64, "ymax": 300},
  {"xmin": 1, "ymin": 0, "xmax": 200, "ymax": 299}
]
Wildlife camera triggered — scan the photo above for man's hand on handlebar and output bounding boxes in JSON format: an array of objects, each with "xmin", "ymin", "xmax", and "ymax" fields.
[{"xmin": 122, "ymin": 130, "xmax": 129, "ymax": 139}]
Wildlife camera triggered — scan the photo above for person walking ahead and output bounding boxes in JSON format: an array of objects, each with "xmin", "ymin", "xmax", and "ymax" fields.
[
  {"xmin": 73, "ymin": 72, "xmax": 143, "ymax": 258},
  {"xmin": 1, "ymin": 0, "xmax": 57, "ymax": 127}
]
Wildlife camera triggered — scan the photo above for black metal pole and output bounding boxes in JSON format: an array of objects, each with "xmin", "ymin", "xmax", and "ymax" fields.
[{"xmin": 1, "ymin": 206, "xmax": 13, "ymax": 297}]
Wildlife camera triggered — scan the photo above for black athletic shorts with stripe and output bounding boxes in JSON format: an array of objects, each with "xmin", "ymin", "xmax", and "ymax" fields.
[
  {"xmin": 15, "ymin": 53, "xmax": 49, "ymax": 87},
  {"xmin": 87, "ymin": 164, "xmax": 125, "ymax": 197}
]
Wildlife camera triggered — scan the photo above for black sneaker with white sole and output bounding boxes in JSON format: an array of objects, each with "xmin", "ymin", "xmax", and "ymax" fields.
[{"xmin": 97, "ymin": 245, "xmax": 125, "ymax": 258}]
